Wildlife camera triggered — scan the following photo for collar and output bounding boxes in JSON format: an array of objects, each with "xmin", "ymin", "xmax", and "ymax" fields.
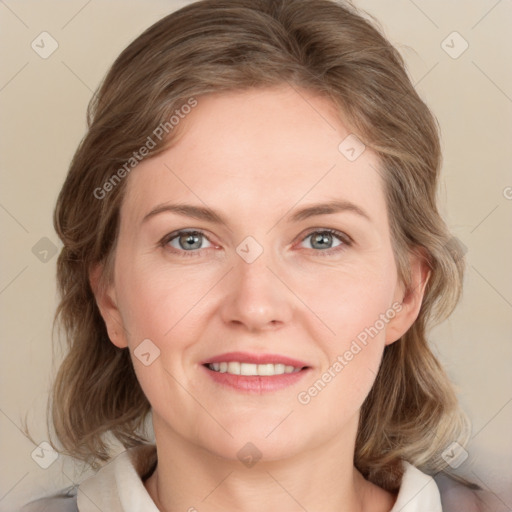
[{"xmin": 390, "ymin": 461, "xmax": 442, "ymax": 511}]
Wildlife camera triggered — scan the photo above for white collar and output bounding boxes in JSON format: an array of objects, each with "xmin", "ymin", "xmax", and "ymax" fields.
[
  {"xmin": 391, "ymin": 461, "xmax": 442, "ymax": 511},
  {"xmin": 77, "ymin": 444, "xmax": 442, "ymax": 512}
]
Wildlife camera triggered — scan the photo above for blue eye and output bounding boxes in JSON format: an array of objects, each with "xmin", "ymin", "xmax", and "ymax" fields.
[
  {"xmin": 160, "ymin": 228, "xmax": 351, "ymax": 258},
  {"xmin": 162, "ymin": 230, "xmax": 213, "ymax": 257},
  {"xmin": 300, "ymin": 229, "xmax": 350, "ymax": 255}
]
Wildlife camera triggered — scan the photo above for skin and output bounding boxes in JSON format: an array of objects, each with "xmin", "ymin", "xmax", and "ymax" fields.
[{"xmin": 91, "ymin": 85, "xmax": 430, "ymax": 512}]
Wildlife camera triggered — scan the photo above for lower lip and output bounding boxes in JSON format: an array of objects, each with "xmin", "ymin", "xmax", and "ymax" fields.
[{"xmin": 201, "ymin": 365, "xmax": 311, "ymax": 393}]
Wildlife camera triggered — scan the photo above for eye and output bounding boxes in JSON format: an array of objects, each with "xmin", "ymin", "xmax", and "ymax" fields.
[
  {"xmin": 161, "ymin": 229, "xmax": 213, "ymax": 257},
  {"xmin": 299, "ymin": 228, "xmax": 351, "ymax": 255},
  {"xmin": 159, "ymin": 227, "xmax": 352, "ymax": 258}
]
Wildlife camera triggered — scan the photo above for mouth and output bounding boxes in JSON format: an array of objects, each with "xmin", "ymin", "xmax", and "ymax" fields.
[
  {"xmin": 204, "ymin": 362, "xmax": 304, "ymax": 376},
  {"xmin": 200, "ymin": 352, "xmax": 311, "ymax": 393}
]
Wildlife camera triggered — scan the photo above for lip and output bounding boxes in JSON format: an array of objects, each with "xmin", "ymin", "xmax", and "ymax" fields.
[{"xmin": 200, "ymin": 352, "xmax": 312, "ymax": 394}]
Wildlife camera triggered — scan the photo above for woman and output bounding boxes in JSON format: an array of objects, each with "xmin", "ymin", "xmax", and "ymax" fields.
[{"xmin": 23, "ymin": 0, "xmax": 486, "ymax": 510}]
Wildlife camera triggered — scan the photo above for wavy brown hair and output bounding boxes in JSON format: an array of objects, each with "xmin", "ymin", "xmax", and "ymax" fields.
[{"xmin": 49, "ymin": 0, "xmax": 472, "ymax": 492}]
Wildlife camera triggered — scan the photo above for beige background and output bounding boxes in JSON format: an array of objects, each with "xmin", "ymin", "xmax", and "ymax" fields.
[{"xmin": 1, "ymin": 0, "xmax": 511, "ymax": 510}]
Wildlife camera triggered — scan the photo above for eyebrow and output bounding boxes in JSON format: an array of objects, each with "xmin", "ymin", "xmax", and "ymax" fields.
[{"xmin": 142, "ymin": 199, "xmax": 371, "ymax": 226}]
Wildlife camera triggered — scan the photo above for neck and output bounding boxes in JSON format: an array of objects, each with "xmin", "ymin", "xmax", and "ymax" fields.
[{"xmin": 144, "ymin": 415, "xmax": 397, "ymax": 512}]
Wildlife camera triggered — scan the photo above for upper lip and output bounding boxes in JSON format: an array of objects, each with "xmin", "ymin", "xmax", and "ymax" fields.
[{"xmin": 201, "ymin": 351, "xmax": 310, "ymax": 368}]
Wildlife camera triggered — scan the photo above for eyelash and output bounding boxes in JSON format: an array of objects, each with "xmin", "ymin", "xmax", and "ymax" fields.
[{"xmin": 159, "ymin": 228, "xmax": 352, "ymax": 258}]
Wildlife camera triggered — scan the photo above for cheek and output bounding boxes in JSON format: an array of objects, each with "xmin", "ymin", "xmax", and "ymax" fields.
[
  {"xmin": 293, "ymin": 259, "xmax": 398, "ymax": 411},
  {"xmin": 294, "ymin": 268, "xmax": 397, "ymax": 418},
  {"xmin": 115, "ymin": 261, "xmax": 209, "ymax": 419},
  {"xmin": 116, "ymin": 256, "xmax": 209, "ymax": 343},
  {"xmin": 293, "ymin": 257, "xmax": 399, "ymax": 345}
]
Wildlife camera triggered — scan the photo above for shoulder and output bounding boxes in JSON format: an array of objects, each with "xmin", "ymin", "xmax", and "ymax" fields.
[
  {"xmin": 433, "ymin": 472, "xmax": 486, "ymax": 512},
  {"xmin": 20, "ymin": 488, "xmax": 78, "ymax": 512}
]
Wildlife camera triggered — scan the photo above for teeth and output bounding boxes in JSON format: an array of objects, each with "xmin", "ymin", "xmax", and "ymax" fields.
[
  {"xmin": 207, "ymin": 362, "xmax": 302, "ymax": 376},
  {"xmin": 228, "ymin": 362, "xmax": 240, "ymax": 374}
]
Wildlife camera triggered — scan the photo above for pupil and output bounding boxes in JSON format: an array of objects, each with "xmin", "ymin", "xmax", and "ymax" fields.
[
  {"xmin": 313, "ymin": 232, "xmax": 331, "ymax": 250},
  {"xmin": 180, "ymin": 232, "xmax": 201, "ymax": 250}
]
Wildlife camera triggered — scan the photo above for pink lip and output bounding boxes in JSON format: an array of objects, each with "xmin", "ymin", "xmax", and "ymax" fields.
[
  {"xmin": 201, "ymin": 364, "xmax": 311, "ymax": 394},
  {"xmin": 200, "ymin": 352, "xmax": 311, "ymax": 394},
  {"xmin": 201, "ymin": 351, "xmax": 309, "ymax": 368}
]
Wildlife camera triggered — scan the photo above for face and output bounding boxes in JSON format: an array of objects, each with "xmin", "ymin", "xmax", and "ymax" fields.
[{"xmin": 95, "ymin": 85, "xmax": 425, "ymax": 462}]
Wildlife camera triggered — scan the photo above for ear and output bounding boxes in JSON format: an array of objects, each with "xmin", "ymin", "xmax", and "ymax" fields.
[
  {"xmin": 89, "ymin": 263, "xmax": 128, "ymax": 349},
  {"xmin": 385, "ymin": 249, "xmax": 431, "ymax": 345}
]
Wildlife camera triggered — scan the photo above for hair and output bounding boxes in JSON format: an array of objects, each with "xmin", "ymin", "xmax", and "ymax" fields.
[{"xmin": 49, "ymin": 0, "xmax": 473, "ymax": 493}]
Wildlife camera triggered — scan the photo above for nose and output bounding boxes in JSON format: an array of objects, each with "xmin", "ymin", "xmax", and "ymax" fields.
[{"xmin": 219, "ymin": 248, "xmax": 294, "ymax": 332}]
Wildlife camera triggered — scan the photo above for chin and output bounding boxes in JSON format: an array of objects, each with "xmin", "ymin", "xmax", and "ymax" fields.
[{"xmin": 200, "ymin": 422, "xmax": 309, "ymax": 463}]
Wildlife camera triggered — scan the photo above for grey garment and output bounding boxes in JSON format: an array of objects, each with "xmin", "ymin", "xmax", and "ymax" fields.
[
  {"xmin": 434, "ymin": 473, "xmax": 488, "ymax": 512},
  {"xmin": 19, "ymin": 486, "xmax": 78, "ymax": 512}
]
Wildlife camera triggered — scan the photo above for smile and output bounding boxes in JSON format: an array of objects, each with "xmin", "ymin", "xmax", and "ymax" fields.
[
  {"xmin": 201, "ymin": 351, "xmax": 311, "ymax": 393},
  {"xmin": 206, "ymin": 362, "xmax": 303, "ymax": 376}
]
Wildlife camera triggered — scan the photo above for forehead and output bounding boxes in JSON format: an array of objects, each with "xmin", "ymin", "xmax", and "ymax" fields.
[{"xmin": 121, "ymin": 85, "xmax": 387, "ymax": 229}]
